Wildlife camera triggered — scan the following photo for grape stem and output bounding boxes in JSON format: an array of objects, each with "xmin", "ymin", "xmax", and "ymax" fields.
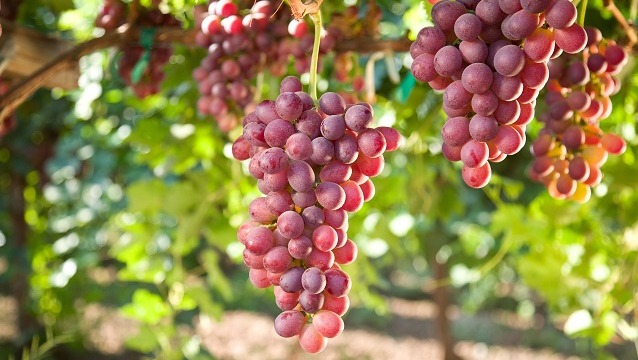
[
  {"xmin": 309, "ymin": 11, "xmax": 323, "ymax": 101},
  {"xmin": 578, "ymin": 0, "xmax": 588, "ymax": 26}
]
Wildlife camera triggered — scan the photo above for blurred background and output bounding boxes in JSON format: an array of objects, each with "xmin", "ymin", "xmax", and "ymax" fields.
[{"xmin": 0, "ymin": 0, "xmax": 637, "ymax": 359}]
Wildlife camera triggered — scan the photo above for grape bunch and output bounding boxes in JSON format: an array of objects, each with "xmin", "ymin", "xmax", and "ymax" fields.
[
  {"xmin": 193, "ymin": 0, "xmax": 290, "ymax": 131},
  {"xmin": 530, "ymin": 27, "xmax": 628, "ymax": 201},
  {"xmin": 232, "ymin": 76, "xmax": 400, "ymax": 353},
  {"xmin": 95, "ymin": 1, "xmax": 181, "ymax": 98},
  {"xmin": 410, "ymin": 0, "xmax": 587, "ymax": 188}
]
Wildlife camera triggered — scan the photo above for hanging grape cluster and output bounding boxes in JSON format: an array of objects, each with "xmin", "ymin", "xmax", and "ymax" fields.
[
  {"xmin": 95, "ymin": 0, "xmax": 180, "ymax": 98},
  {"xmin": 232, "ymin": 76, "xmax": 400, "ymax": 353},
  {"xmin": 530, "ymin": 27, "xmax": 628, "ymax": 201},
  {"xmin": 193, "ymin": 0, "xmax": 347, "ymax": 131},
  {"xmin": 410, "ymin": 0, "xmax": 588, "ymax": 188}
]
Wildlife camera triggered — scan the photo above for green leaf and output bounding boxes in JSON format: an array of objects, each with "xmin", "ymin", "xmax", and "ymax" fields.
[{"xmin": 121, "ymin": 289, "xmax": 171, "ymax": 325}]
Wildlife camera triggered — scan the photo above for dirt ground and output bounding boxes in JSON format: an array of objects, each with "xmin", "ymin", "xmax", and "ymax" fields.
[{"xmin": 1, "ymin": 295, "xmax": 583, "ymax": 360}]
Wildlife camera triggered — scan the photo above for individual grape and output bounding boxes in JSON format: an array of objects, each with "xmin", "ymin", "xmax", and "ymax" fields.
[
  {"xmin": 299, "ymin": 290, "xmax": 325, "ymax": 314},
  {"xmin": 259, "ymin": 147, "xmax": 288, "ymax": 174},
  {"xmin": 318, "ymin": 92, "xmax": 346, "ymax": 115},
  {"xmin": 605, "ymin": 45, "xmax": 628, "ymax": 67},
  {"xmin": 411, "ymin": 53, "xmax": 438, "ymax": 83},
  {"xmin": 249, "ymin": 268, "xmax": 271, "ymax": 288},
  {"xmin": 545, "ymin": 0, "xmax": 577, "ymax": 29},
  {"xmin": 444, "ymin": 81, "xmax": 473, "ymax": 110},
  {"xmin": 475, "ymin": 0, "xmax": 506, "ymax": 25},
  {"xmin": 288, "ymin": 235, "xmax": 313, "ymax": 259},
  {"xmin": 358, "ymin": 128, "xmax": 387, "ymax": 158},
  {"xmin": 441, "ymin": 117, "xmax": 471, "ymax": 147},
  {"xmin": 355, "ymin": 153, "xmax": 385, "ymax": 177},
  {"xmin": 277, "ymin": 211, "xmax": 305, "ymax": 239},
  {"xmin": 492, "ymin": 73, "xmax": 523, "ymax": 101},
  {"xmin": 275, "ymin": 92, "xmax": 304, "ymax": 121},
  {"xmin": 280, "ymin": 76, "xmax": 303, "ymax": 93},
  {"xmin": 461, "ymin": 140, "xmax": 489, "ymax": 168},
  {"xmin": 523, "ymin": 28, "xmax": 555, "ymax": 63},
  {"xmin": 414, "ymin": 27, "xmax": 447, "ymax": 56},
  {"xmin": 520, "ymin": 60, "xmax": 549, "ymax": 89},
  {"xmin": 320, "ymin": 161, "xmax": 352, "ymax": 183},
  {"xmin": 459, "ymin": 40, "xmax": 489, "ymax": 63},
  {"xmin": 494, "ymin": 99, "xmax": 520, "ymax": 125},
  {"xmin": 344, "ymin": 104, "xmax": 373, "ymax": 132},
  {"xmin": 279, "ymin": 266, "xmax": 304, "ymax": 293},
  {"xmin": 333, "ymin": 239, "xmax": 357, "ymax": 265},
  {"xmin": 302, "ymin": 267, "xmax": 327, "ymax": 294},
  {"xmin": 461, "ymin": 63, "xmax": 494, "ymax": 94},
  {"xmin": 288, "ymin": 160, "xmax": 315, "ymax": 192},
  {"xmin": 568, "ymin": 156, "xmax": 590, "ymax": 181},
  {"xmin": 566, "ymin": 91, "xmax": 591, "ymax": 112},
  {"xmin": 442, "ymin": 143, "xmax": 463, "ymax": 162},
  {"xmin": 340, "ymin": 180, "xmax": 365, "ymax": 213},
  {"xmin": 431, "ymin": 0, "xmax": 467, "ymax": 32},
  {"xmin": 310, "ymin": 137, "xmax": 335, "ymax": 165},
  {"xmin": 312, "ymin": 225, "xmax": 338, "ymax": 252},
  {"xmin": 434, "ymin": 46, "xmax": 464, "ymax": 78},
  {"xmin": 462, "ymin": 162, "xmax": 492, "ymax": 188},
  {"xmin": 274, "ymin": 310, "xmax": 306, "ymax": 338},
  {"xmin": 321, "ymin": 115, "xmax": 347, "ymax": 141},
  {"xmin": 472, "ymin": 90, "xmax": 499, "ymax": 116},
  {"xmin": 298, "ymin": 323, "xmax": 327, "ymax": 354},
  {"xmin": 322, "ymin": 293, "xmax": 349, "ymax": 316},
  {"xmin": 334, "ymin": 133, "xmax": 360, "ymax": 164},
  {"xmin": 266, "ymin": 191, "xmax": 294, "ymax": 216},
  {"xmin": 554, "ymin": 24, "xmax": 587, "ymax": 54},
  {"xmin": 520, "ymin": 0, "xmax": 551, "ymax": 13},
  {"xmin": 454, "ymin": 13, "xmax": 483, "ymax": 41},
  {"xmin": 263, "ymin": 171, "xmax": 289, "ymax": 192},
  {"xmin": 324, "ymin": 269, "xmax": 351, "ymax": 297},
  {"xmin": 305, "ymin": 248, "xmax": 335, "ymax": 271},
  {"xmin": 249, "ymin": 197, "xmax": 276, "ymax": 223},
  {"xmin": 265, "ymin": 119, "xmax": 296, "ymax": 148},
  {"xmin": 243, "ymin": 249, "xmax": 265, "ymax": 269},
  {"xmin": 315, "ymin": 182, "xmax": 347, "ymax": 210},
  {"xmin": 494, "ymin": 125, "xmax": 523, "ymax": 155},
  {"xmin": 494, "ymin": 45, "xmax": 525, "ymax": 76},
  {"xmin": 324, "ymin": 209, "xmax": 348, "ymax": 229},
  {"xmin": 263, "ymin": 246, "xmax": 293, "ymax": 273},
  {"xmin": 501, "ymin": 10, "xmax": 538, "ymax": 41},
  {"xmin": 469, "ymin": 114, "xmax": 499, "ymax": 142},
  {"xmin": 302, "ymin": 206, "xmax": 325, "ymax": 228},
  {"xmin": 285, "ymin": 133, "xmax": 313, "ymax": 160},
  {"xmin": 498, "ymin": 0, "xmax": 522, "ymax": 14},
  {"xmin": 296, "ymin": 110, "xmax": 323, "ymax": 139},
  {"xmin": 601, "ymin": 133, "xmax": 626, "ymax": 155},
  {"xmin": 313, "ymin": 310, "xmax": 344, "ymax": 339}
]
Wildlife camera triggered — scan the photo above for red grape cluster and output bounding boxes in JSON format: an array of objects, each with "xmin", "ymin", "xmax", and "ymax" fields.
[
  {"xmin": 410, "ymin": 0, "xmax": 587, "ymax": 188},
  {"xmin": 530, "ymin": 27, "xmax": 628, "ymax": 201},
  {"xmin": 193, "ymin": 0, "xmax": 290, "ymax": 131},
  {"xmin": 95, "ymin": 1, "xmax": 181, "ymax": 98},
  {"xmin": 231, "ymin": 76, "xmax": 400, "ymax": 353}
]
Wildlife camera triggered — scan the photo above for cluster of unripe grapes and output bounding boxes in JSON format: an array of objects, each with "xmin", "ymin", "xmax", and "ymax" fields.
[
  {"xmin": 530, "ymin": 27, "xmax": 628, "ymax": 201},
  {"xmin": 232, "ymin": 76, "xmax": 400, "ymax": 353},
  {"xmin": 95, "ymin": 0, "xmax": 180, "ymax": 98},
  {"xmin": 410, "ymin": 0, "xmax": 588, "ymax": 188}
]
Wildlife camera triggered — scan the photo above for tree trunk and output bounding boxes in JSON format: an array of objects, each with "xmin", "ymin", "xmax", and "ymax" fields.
[{"xmin": 431, "ymin": 258, "xmax": 462, "ymax": 360}]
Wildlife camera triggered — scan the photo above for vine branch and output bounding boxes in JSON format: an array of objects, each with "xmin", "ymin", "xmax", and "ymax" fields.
[
  {"xmin": 0, "ymin": 22, "xmax": 409, "ymax": 123},
  {"xmin": 603, "ymin": 0, "xmax": 638, "ymax": 49},
  {"xmin": 0, "ymin": 24, "xmax": 194, "ymax": 123}
]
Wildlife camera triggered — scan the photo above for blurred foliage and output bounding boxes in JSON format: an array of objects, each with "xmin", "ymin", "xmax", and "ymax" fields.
[{"xmin": 0, "ymin": 0, "xmax": 637, "ymax": 359}]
